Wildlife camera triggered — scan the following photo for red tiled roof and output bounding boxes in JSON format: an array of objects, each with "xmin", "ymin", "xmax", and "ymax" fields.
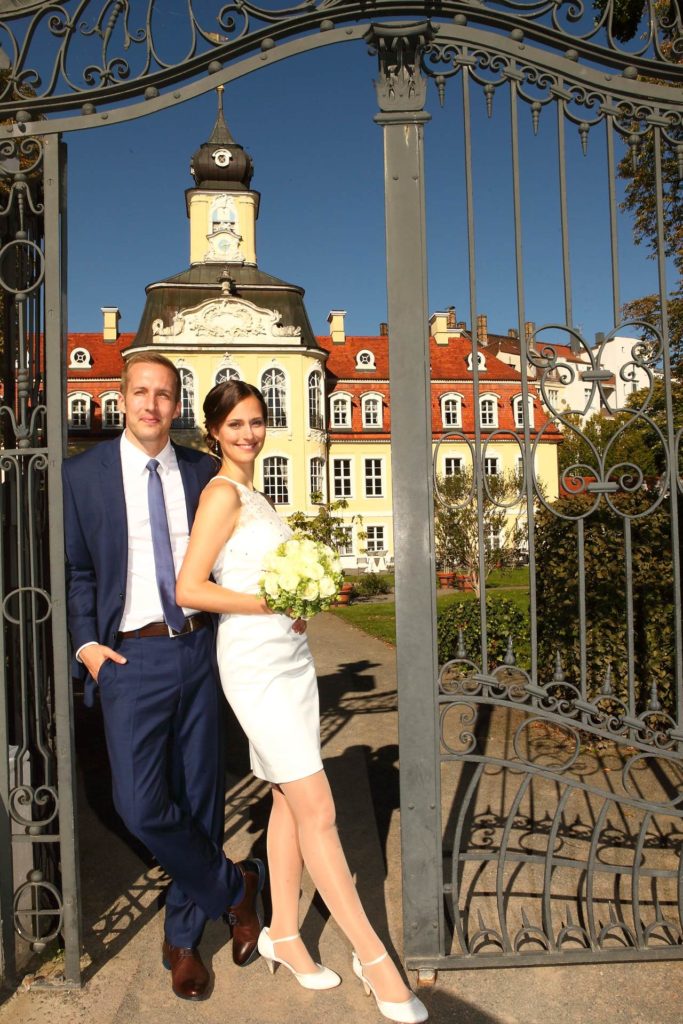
[{"xmin": 67, "ymin": 333, "xmax": 135, "ymax": 377}]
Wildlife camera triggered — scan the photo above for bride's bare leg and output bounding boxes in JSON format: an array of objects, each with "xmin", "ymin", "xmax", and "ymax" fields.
[
  {"xmin": 281, "ymin": 770, "xmax": 411, "ymax": 1003},
  {"xmin": 265, "ymin": 784, "xmax": 318, "ymax": 973}
]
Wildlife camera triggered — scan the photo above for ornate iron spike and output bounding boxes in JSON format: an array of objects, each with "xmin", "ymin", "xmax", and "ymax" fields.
[
  {"xmin": 503, "ymin": 635, "xmax": 516, "ymax": 666},
  {"xmin": 456, "ymin": 628, "xmax": 466, "ymax": 659},
  {"xmin": 578, "ymin": 121, "xmax": 589, "ymax": 156},
  {"xmin": 531, "ymin": 101, "xmax": 541, "ymax": 135},
  {"xmin": 648, "ymin": 681, "xmax": 662, "ymax": 713},
  {"xmin": 484, "ymin": 82, "xmax": 494, "ymax": 118},
  {"xmin": 521, "ymin": 907, "xmax": 531, "ymax": 928},
  {"xmin": 477, "ymin": 909, "xmax": 487, "ymax": 930},
  {"xmin": 553, "ymin": 650, "xmax": 566, "ymax": 683},
  {"xmin": 600, "ymin": 664, "xmax": 613, "ymax": 696},
  {"xmin": 566, "ymin": 906, "xmax": 575, "ymax": 926},
  {"xmin": 435, "ymin": 74, "xmax": 446, "ymax": 107},
  {"xmin": 629, "ymin": 132, "xmax": 640, "ymax": 173},
  {"xmin": 676, "ymin": 144, "xmax": 683, "ymax": 183}
]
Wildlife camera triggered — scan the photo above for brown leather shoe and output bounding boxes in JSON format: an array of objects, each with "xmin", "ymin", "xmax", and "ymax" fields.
[
  {"xmin": 227, "ymin": 858, "xmax": 265, "ymax": 967},
  {"xmin": 162, "ymin": 940, "xmax": 210, "ymax": 1000}
]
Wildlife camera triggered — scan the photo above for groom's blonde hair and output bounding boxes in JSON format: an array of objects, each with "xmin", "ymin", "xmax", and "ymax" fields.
[{"xmin": 120, "ymin": 352, "xmax": 182, "ymax": 404}]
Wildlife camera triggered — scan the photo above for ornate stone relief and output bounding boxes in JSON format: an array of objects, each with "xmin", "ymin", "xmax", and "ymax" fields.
[{"xmin": 152, "ymin": 296, "xmax": 302, "ymax": 344}]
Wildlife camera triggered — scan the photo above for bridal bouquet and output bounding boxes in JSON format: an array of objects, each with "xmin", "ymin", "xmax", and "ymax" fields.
[{"xmin": 259, "ymin": 536, "xmax": 344, "ymax": 620}]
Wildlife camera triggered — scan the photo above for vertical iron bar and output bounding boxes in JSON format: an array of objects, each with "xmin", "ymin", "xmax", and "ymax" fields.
[
  {"xmin": 368, "ymin": 24, "xmax": 442, "ymax": 964},
  {"xmin": 462, "ymin": 65, "xmax": 488, "ymax": 668},
  {"xmin": 509, "ymin": 77, "xmax": 538, "ymax": 680},
  {"xmin": 0, "ymin": 476, "xmax": 15, "ymax": 986},
  {"xmin": 556, "ymin": 98, "xmax": 573, "ymax": 328},
  {"xmin": 652, "ymin": 127, "xmax": 683, "ymax": 729},
  {"xmin": 624, "ymin": 519, "xmax": 636, "ymax": 719},
  {"xmin": 577, "ymin": 518, "xmax": 588, "ymax": 700},
  {"xmin": 43, "ymin": 134, "xmax": 81, "ymax": 985},
  {"xmin": 605, "ymin": 115, "xmax": 621, "ymax": 326}
]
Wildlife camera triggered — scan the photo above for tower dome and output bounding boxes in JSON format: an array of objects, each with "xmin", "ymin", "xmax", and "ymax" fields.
[{"xmin": 189, "ymin": 86, "xmax": 254, "ymax": 191}]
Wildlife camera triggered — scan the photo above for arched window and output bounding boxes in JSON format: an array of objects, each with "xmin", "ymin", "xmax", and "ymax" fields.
[
  {"xmin": 261, "ymin": 367, "xmax": 287, "ymax": 427},
  {"xmin": 174, "ymin": 367, "xmax": 196, "ymax": 428},
  {"xmin": 440, "ymin": 393, "xmax": 462, "ymax": 428},
  {"xmin": 68, "ymin": 393, "xmax": 90, "ymax": 430},
  {"xmin": 466, "ymin": 350, "xmax": 487, "ymax": 372},
  {"xmin": 100, "ymin": 391, "xmax": 123, "ymax": 430},
  {"xmin": 308, "ymin": 370, "xmax": 324, "ymax": 431},
  {"xmin": 330, "ymin": 394, "xmax": 351, "ymax": 429},
  {"xmin": 215, "ymin": 366, "xmax": 241, "ymax": 386},
  {"xmin": 263, "ymin": 456, "xmax": 290, "ymax": 504},
  {"xmin": 513, "ymin": 394, "xmax": 535, "ymax": 429},
  {"xmin": 309, "ymin": 457, "xmax": 325, "ymax": 502},
  {"xmin": 479, "ymin": 395, "xmax": 497, "ymax": 428},
  {"xmin": 361, "ymin": 393, "xmax": 382, "ymax": 429}
]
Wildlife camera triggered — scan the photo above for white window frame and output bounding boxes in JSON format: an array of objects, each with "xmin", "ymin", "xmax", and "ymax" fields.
[
  {"xmin": 263, "ymin": 455, "xmax": 290, "ymax": 504},
  {"xmin": 440, "ymin": 392, "xmax": 462, "ymax": 428},
  {"xmin": 483, "ymin": 455, "xmax": 500, "ymax": 476},
  {"xmin": 309, "ymin": 456, "xmax": 325, "ymax": 503},
  {"xmin": 366, "ymin": 525, "xmax": 386, "ymax": 553},
  {"xmin": 69, "ymin": 347, "xmax": 92, "ymax": 369},
  {"xmin": 479, "ymin": 394, "xmax": 498, "ymax": 428},
  {"xmin": 364, "ymin": 457, "xmax": 384, "ymax": 498},
  {"xmin": 100, "ymin": 390, "xmax": 123, "ymax": 430},
  {"xmin": 513, "ymin": 394, "xmax": 535, "ymax": 429},
  {"xmin": 261, "ymin": 365, "xmax": 288, "ymax": 428},
  {"xmin": 308, "ymin": 370, "xmax": 325, "ymax": 431},
  {"xmin": 466, "ymin": 350, "xmax": 487, "ymax": 372},
  {"xmin": 215, "ymin": 364, "xmax": 241, "ymax": 385},
  {"xmin": 361, "ymin": 392, "xmax": 383, "ymax": 430},
  {"xmin": 444, "ymin": 456, "xmax": 463, "ymax": 477},
  {"xmin": 175, "ymin": 366, "xmax": 196, "ymax": 428},
  {"xmin": 332, "ymin": 457, "xmax": 353, "ymax": 499},
  {"xmin": 336, "ymin": 525, "xmax": 354, "ymax": 556},
  {"xmin": 330, "ymin": 393, "xmax": 352, "ymax": 429},
  {"xmin": 68, "ymin": 392, "xmax": 91, "ymax": 430}
]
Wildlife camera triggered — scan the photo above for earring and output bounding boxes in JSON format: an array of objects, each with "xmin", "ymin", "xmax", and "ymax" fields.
[{"xmin": 212, "ymin": 438, "xmax": 221, "ymax": 457}]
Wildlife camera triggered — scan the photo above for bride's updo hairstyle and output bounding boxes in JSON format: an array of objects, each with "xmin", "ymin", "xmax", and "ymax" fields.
[{"xmin": 203, "ymin": 380, "xmax": 268, "ymax": 460}]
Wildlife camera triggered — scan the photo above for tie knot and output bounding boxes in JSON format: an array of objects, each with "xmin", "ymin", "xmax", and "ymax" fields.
[{"xmin": 147, "ymin": 458, "xmax": 160, "ymax": 474}]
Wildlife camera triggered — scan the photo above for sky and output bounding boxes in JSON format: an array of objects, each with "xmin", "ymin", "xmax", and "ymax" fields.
[{"xmin": 62, "ymin": 29, "xmax": 664, "ymax": 346}]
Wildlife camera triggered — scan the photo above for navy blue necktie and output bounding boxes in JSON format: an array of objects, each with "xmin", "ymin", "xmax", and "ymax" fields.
[{"xmin": 146, "ymin": 459, "xmax": 186, "ymax": 633}]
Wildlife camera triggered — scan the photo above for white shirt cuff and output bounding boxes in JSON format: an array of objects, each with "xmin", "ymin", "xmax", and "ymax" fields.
[{"xmin": 75, "ymin": 641, "xmax": 98, "ymax": 663}]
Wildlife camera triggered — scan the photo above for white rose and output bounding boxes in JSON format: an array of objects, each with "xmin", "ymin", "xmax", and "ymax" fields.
[
  {"xmin": 303, "ymin": 580, "xmax": 319, "ymax": 600},
  {"xmin": 264, "ymin": 576, "xmax": 280, "ymax": 598},
  {"xmin": 280, "ymin": 572, "xmax": 300, "ymax": 593},
  {"xmin": 319, "ymin": 576, "xmax": 337, "ymax": 598}
]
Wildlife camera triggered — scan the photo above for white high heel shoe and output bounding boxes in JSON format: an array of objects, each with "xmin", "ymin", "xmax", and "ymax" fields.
[
  {"xmin": 352, "ymin": 950, "xmax": 428, "ymax": 1023},
  {"xmin": 257, "ymin": 928, "xmax": 341, "ymax": 990}
]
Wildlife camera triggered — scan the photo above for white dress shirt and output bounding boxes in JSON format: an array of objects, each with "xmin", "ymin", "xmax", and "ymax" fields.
[{"xmin": 119, "ymin": 432, "xmax": 199, "ymax": 630}]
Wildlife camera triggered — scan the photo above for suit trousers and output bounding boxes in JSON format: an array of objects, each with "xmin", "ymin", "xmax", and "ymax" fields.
[{"xmin": 97, "ymin": 625, "xmax": 243, "ymax": 947}]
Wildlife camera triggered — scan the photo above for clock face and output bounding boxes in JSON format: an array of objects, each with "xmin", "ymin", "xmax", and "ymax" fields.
[{"xmin": 213, "ymin": 148, "xmax": 232, "ymax": 168}]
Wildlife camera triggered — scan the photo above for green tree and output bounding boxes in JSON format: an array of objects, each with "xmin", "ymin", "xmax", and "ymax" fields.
[
  {"xmin": 287, "ymin": 497, "xmax": 364, "ymax": 554},
  {"xmin": 434, "ymin": 470, "xmax": 526, "ymax": 597}
]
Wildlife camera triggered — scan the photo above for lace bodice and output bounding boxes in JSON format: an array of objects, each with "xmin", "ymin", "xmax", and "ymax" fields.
[{"xmin": 210, "ymin": 476, "xmax": 292, "ymax": 596}]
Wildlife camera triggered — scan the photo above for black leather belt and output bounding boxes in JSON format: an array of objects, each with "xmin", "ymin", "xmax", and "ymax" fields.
[{"xmin": 118, "ymin": 613, "xmax": 210, "ymax": 640}]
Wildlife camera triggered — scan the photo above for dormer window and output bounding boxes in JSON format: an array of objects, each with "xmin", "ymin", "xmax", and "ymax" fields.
[
  {"xmin": 69, "ymin": 347, "xmax": 92, "ymax": 369},
  {"xmin": 513, "ymin": 394, "xmax": 535, "ymax": 429},
  {"xmin": 440, "ymin": 393, "xmax": 462, "ymax": 429},
  {"xmin": 361, "ymin": 393, "xmax": 383, "ymax": 429},
  {"xmin": 466, "ymin": 351, "xmax": 487, "ymax": 372},
  {"xmin": 330, "ymin": 393, "xmax": 352, "ymax": 429},
  {"xmin": 479, "ymin": 394, "xmax": 498, "ymax": 428},
  {"xmin": 356, "ymin": 349, "xmax": 376, "ymax": 371}
]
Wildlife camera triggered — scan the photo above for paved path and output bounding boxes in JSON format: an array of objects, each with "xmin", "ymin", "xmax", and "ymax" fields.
[{"xmin": 1, "ymin": 614, "xmax": 682, "ymax": 1023}]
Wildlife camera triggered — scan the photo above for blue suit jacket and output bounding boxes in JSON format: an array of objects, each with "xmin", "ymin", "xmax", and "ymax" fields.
[{"xmin": 62, "ymin": 437, "xmax": 216, "ymax": 699}]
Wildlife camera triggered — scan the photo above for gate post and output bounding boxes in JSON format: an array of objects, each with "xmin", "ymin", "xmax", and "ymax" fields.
[{"xmin": 366, "ymin": 22, "xmax": 442, "ymax": 970}]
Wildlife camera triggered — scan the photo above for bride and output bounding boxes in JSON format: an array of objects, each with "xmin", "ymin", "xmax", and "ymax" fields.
[{"xmin": 176, "ymin": 379, "xmax": 427, "ymax": 1023}]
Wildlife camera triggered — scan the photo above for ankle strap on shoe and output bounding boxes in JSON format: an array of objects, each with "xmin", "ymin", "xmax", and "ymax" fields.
[
  {"xmin": 271, "ymin": 932, "xmax": 300, "ymax": 944},
  {"xmin": 360, "ymin": 950, "xmax": 388, "ymax": 968}
]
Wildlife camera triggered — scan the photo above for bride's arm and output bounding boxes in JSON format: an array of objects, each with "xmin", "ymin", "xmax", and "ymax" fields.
[{"xmin": 176, "ymin": 481, "xmax": 271, "ymax": 615}]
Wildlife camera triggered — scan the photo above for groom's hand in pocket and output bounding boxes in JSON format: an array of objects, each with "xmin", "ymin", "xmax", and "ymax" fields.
[{"xmin": 80, "ymin": 643, "xmax": 128, "ymax": 683}]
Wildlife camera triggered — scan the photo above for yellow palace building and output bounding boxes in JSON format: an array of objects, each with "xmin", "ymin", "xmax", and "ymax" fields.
[{"xmin": 66, "ymin": 96, "xmax": 561, "ymax": 568}]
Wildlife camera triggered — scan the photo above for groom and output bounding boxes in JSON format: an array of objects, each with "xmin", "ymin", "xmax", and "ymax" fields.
[{"xmin": 62, "ymin": 351, "xmax": 264, "ymax": 999}]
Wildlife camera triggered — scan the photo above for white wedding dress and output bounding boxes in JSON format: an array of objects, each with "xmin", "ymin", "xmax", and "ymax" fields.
[{"xmin": 210, "ymin": 477, "xmax": 323, "ymax": 784}]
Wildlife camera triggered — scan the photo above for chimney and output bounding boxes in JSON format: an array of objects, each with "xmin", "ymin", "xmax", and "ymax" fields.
[
  {"xmin": 446, "ymin": 306, "xmax": 457, "ymax": 329},
  {"xmin": 508, "ymin": 328, "xmax": 518, "ymax": 338},
  {"xmin": 429, "ymin": 312, "xmax": 449, "ymax": 345},
  {"xmin": 379, "ymin": 321, "xmax": 388, "ymax": 336},
  {"xmin": 525, "ymin": 321, "xmax": 536, "ymax": 346},
  {"xmin": 327, "ymin": 310, "xmax": 346, "ymax": 345},
  {"xmin": 476, "ymin": 313, "xmax": 488, "ymax": 346},
  {"xmin": 101, "ymin": 306, "xmax": 120, "ymax": 343},
  {"xmin": 457, "ymin": 321, "xmax": 467, "ymax": 331}
]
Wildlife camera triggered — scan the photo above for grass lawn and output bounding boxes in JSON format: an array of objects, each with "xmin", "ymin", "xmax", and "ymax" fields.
[{"xmin": 330, "ymin": 575, "xmax": 530, "ymax": 646}]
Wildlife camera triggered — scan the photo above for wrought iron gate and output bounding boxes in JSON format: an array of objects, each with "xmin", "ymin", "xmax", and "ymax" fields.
[{"xmin": 0, "ymin": 0, "xmax": 680, "ymax": 987}]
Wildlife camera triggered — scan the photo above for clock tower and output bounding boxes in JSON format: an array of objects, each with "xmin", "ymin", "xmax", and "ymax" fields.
[{"xmin": 185, "ymin": 86, "xmax": 260, "ymax": 266}]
